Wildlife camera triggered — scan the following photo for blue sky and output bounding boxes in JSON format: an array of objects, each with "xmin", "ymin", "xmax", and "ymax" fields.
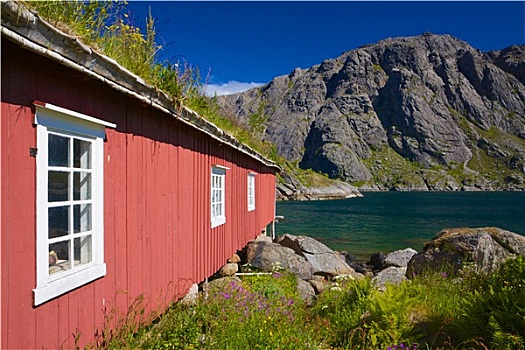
[{"xmin": 126, "ymin": 1, "xmax": 525, "ymax": 95}]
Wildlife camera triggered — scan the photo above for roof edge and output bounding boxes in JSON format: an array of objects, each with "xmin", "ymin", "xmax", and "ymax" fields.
[{"xmin": 1, "ymin": 1, "xmax": 280, "ymax": 171}]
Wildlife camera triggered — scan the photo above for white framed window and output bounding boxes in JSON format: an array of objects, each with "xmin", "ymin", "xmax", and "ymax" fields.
[
  {"xmin": 247, "ymin": 173, "xmax": 256, "ymax": 211},
  {"xmin": 211, "ymin": 166, "xmax": 227, "ymax": 228},
  {"xmin": 33, "ymin": 102, "xmax": 115, "ymax": 306}
]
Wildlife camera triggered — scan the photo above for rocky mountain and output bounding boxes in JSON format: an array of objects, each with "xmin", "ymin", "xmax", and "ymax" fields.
[{"xmin": 218, "ymin": 34, "xmax": 525, "ymax": 191}]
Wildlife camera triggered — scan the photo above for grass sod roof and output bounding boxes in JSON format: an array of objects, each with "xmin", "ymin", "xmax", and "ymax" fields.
[{"xmin": 1, "ymin": 0, "xmax": 280, "ymax": 171}]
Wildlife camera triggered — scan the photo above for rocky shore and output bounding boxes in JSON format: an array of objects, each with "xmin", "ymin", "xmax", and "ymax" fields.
[
  {"xmin": 183, "ymin": 227, "xmax": 525, "ymax": 304},
  {"xmin": 276, "ymin": 177, "xmax": 362, "ymax": 201}
]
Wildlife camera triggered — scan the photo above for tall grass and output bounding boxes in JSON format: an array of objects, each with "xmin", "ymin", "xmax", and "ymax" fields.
[
  {"xmin": 86, "ymin": 257, "xmax": 525, "ymax": 349},
  {"xmin": 25, "ymin": 1, "xmax": 202, "ymax": 104},
  {"xmin": 24, "ymin": 1, "xmax": 277, "ymax": 157}
]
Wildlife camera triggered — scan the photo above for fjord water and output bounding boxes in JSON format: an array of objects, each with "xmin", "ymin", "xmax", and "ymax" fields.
[{"xmin": 275, "ymin": 192, "xmax": 525, "ymax": 260}]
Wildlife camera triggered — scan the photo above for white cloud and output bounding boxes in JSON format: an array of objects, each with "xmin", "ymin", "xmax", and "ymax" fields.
[{"xmin": 205, "ymin": 81, "xmax": 265, "ymax": 96}]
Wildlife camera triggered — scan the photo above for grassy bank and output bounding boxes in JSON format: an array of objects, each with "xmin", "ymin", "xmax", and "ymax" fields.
[{"xmin": 88, "ymin": 256, "xmax": 524, "ymax": 350}]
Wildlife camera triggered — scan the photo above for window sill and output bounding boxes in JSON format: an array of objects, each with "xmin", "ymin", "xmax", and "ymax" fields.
[
  {"xmin": 33, "ymin": 263, "xmax": 106, "ymax": 306},
  {"xmin": 211, "ymin": 216, "xmax": 226, "ymax": 228}
]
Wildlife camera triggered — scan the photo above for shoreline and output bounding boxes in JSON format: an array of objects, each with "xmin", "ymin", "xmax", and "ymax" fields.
[{"xmin": 275, "ymin": 191, "xmax": 525, "ymax": 260}]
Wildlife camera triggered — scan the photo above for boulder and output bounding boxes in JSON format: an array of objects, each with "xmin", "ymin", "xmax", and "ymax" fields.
[
  {"xmin": 407, "ymin": 227, "xmax": 525, "ymax": 277},
  {"xmin": 309, "ymin": 275, "xmax": 329, "ymax": 294},
  {"xmin": 245, "ymin": 241, "xmax": 314, "ymax": 280},
  {"xmin": 304, "ymin": 251, "xmax": 357, "ymax": 277},
  {"xmin": 206, "ymin": 276, "xmax": 242, "ymax": 294},
  {"xmin": 254, "ymin": 234, "xmax": 273, "ymax": 243},
  {"xmin": 276, "ymin": 234, "xmax": 358, "ymax": 277},
  {"xmin": 369, "ymin": 251, "xmax": 387, "ymax": 270},
  {"xmin": 243, "ymin": 240, "xmax": 274, "ymax": 263},
  {"xmin": 274, "ymin": 233, "xmax": 304, "ymax": 256},
  {"xmin": 220, "ymin": 263, "xmax": 238, "ymax": 276},
  {"xmin": 385, "ymin": 248, "xmax": 418, "ymax": 268},
  {"xmin": 372, "ymin": 266, "xmax": 408, "ymax": 290},
  {"xmin": 296, "ymin": 278, "xmax": 316, "ymax": 305},
  {"xmin": 180, "ymin": 283, "xmax": 199, "ymax": 306},
  {"xmin": 227, "ymin": 253, "xmax": 241, "ymax": 263}
]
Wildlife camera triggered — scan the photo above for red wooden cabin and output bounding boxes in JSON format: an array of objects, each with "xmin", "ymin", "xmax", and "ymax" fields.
[{"xmin": 1, "ymin": 2, "xmax": 279, "ymax": 348}]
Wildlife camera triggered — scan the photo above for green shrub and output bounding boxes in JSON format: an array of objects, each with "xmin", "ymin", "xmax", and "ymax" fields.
[{"xmin": 452, "ymin": 256, "xmax": 525, "ymax": 349}]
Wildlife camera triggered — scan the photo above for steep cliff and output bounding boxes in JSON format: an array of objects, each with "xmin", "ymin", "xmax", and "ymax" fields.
[{"xmin": 218, "ymin": 34, "xmax": 525, "ymax": 190}]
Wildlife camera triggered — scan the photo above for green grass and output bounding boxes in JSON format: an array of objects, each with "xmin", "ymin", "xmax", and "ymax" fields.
[
  {"xmin": 361, "ymin": 146, "xmax": 426, "ymax": 189},
  {"xmin": 278, "ymin": 159, "xmax": 335, "ymax": 188},
  {"xmin": 86, "ymin": 257, "xmax": 525, "ymax": 350},
  {"xmin": 24, "ymin": 0, "xmax": 278, "ymax": 160}
]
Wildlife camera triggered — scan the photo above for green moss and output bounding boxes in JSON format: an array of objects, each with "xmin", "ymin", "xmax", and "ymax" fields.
[{"xmin": 372, "ymin": 63, "xmax": 383, "ymax": 73}]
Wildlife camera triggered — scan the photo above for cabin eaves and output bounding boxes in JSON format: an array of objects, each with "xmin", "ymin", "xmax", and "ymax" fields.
[{"xmin": 0, "ymin": 0, "xmax": 280, "ymax": 172}]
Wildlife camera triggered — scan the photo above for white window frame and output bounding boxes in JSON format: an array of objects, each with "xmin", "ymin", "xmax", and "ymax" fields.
[
  {"xmin": 211, "ymin": 165, "xmax": 227, "ymax": 228},
  {"xmin": 247, "ymin": 173, "xmax": 256, "ymax": 211},
  {"xmin": 33, "ymin": 103, "xmax": 115, "ymax": 306}
]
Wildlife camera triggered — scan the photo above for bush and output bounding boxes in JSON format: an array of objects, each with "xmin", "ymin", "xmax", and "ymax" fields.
[{"xmin": 452, "ymin": 256, "xmax": 525, "ymax": 349}]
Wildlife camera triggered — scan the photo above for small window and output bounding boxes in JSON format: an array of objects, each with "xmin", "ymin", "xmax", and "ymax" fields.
[
  {"xmin": 247, "ymin": 173, "xmax": 255, "ymax": 211},
  {"xmin": 211, "ymin": 166, "xmax": 226, "ymax": 228},
  {"xmin": 33, "ymin": 103, "xmax": 115, "ymax": 306}
]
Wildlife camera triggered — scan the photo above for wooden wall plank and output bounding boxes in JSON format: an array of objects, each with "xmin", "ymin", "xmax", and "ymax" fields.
[
  {"xmin": 57, "ymin": 296, "xmax": 71, "ymax": 349},
  {"xmin": 1, "ymin": 102, "xmax": 9, "ymax": 349}
]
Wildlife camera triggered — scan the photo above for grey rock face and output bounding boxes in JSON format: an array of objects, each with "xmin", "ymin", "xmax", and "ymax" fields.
[
  {"xmin": 407, "ymin": 227, "xmax": 525, "ymax": 277},
  {"xmin": 385, "ymin": 248, "xmax": 418, "ymax": 268},
  {"xmin": 372, "ymin": 266, "xmax": 408, "ymax": 290},
  {"xmin": 220, "ymin": 263, "xmax": 239, "ymax": 276},
  {"xmin": 296, "ymin": 279, "xmax": 316, "ymax": 305},
  {"xmin": 276, "ymin": 171, "xmax": 363, "ymax": 201},
  {"xmin": 219, "ymin": 34, "xmax": 525, "ymax": 190},
  {"xmin": 369, "ymin": 251, "xmax": 387, "ymax": 270},
  {"xmin": 275, "ymin": 234, "xmax": 358, "ymax": 277},
  {"xmin": 245, "ymin": 241, "xmax": 314, "ymax": 280},
  {"xmin": 180, "ymin": 283, "xmax": 199, "ymax": 306}
]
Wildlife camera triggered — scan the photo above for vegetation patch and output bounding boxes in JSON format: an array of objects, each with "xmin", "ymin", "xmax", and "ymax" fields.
[
  {"xmin": 87, "ymin": 257, "xmax": 525, "ymax": 350},
  {"xmin": 362, "ymin": 146, "xmax": 426, "ymax": 189},
  {"xmin": 25, "ymin": 0, "xmax": 278, "ymax": 161}
]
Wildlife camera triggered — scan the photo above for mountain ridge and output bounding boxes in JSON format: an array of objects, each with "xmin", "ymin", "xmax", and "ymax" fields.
[{"xmin": 218, "ymin": 33, "xmax": 525, "ymax": 191}]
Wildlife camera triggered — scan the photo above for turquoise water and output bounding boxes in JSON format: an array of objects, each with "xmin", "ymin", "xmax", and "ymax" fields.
[{"xmin": 275, "ymin": 192, "xmax": 525, "ymax": 260}]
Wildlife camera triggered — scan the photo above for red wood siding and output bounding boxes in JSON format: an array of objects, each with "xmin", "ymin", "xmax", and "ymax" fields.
[{"xmin": 1, "ymin": 38, "xmax": 277, "ymax": 349}]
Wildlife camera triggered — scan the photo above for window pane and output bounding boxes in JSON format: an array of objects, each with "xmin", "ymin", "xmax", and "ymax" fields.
[
  {"xmin": 74, "ymin": 204, "xmax": 92, "ymax": 233},
  {"xmin": 49, "ymin": 241, "xmax": 71, "ymax": 275},
  {"xmin": 49, "ymin": 206, "xmax": 69, "ymax": 238},
  {"xmin": 48, "ymin": 134, "xmax": 69, "ymax": 167},
  {"xmin": 74, "ymin": 172, "xmax": 91, "ymax": 200},
  {"xmin": 73, "ymin": 139, "xmax": 92, "ymax": 169},
  {"xmin": 74, "ymin": 235, "xmax": 92, "ymax": 266},
  {"xmin": 48, "ymin": 171, "xmax": 69, "ymax": 202}
]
